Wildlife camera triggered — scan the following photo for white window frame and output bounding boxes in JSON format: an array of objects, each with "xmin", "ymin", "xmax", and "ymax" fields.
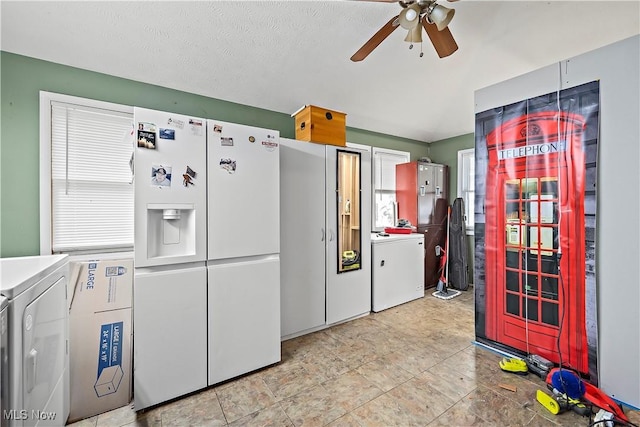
[
  {"xmin": 371, "ymin": 147, "xmax": 410, "ymax": 232},
  {"xmin": 457, "ymin": 148, "xmax": 475, "ymax": 235},
  {"xmin": 39, "ymin": 91, "xmax": 134, "ymax": 255}
]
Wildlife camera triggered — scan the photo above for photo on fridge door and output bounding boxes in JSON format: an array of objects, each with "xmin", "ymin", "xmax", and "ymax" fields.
[
  {"xmin": 474, "ymin": 81, "xmax": 600, "ymax": 382},
  {"xmin": 137, "ymin": 122, "xmax": 157, "ymax": 149},
  {"xmin": 151, "ymin": 165, "xmax": 172, "ymax": 187}
]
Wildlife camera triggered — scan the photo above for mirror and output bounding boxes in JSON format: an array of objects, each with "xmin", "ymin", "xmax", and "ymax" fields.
[{"xmin": 337, "ymin": 150, "xmax": 361, "ymax": 273}]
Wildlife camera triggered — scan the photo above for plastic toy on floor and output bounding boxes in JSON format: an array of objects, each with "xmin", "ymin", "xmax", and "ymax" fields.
[
  {"xmin": 544, "ymin": 367, "xmax": 631, "ymax": 424},
  {"xmin": 499, "ymin": 357, "xmax": 528, "ymax": 375}
]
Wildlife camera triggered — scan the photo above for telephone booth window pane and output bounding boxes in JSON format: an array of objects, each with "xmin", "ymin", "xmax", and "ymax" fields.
[
  {"xmin": 522, "ymin": 178, "xmax": 539, "ymax": 200},
  {"xmin": 506, "ymin": 201, "xmax": 520, "ymax": 220},
  {"xmin": 523, "ymin": 298, "xmax": 538, "ymax": 321},
  {"xmin": 506, "ymin": 293, "xmax": 519, "ymax": 316},
  {"xmin": 530, "ymin": 227, "xmax": 555, "ymax": 256},
  {"xmin": 524, "ymin": 274, "xmax": 538, "ymax": 296},
  {"xmin": 540, "ymin": 258, "xmax": 558, "ymax": 275},
  {"xmin": 506, "ymin": 223, "xmax": 526, "ymax": 247},
  {"xmin": 506, "ymin": 270, "xmax": 519, "ymax": 292},
  {"xmin": 542, "ymin": 301, "xmax": 559, "ymax": 326},
  {"xmin": 540, "ymin": 180, "xmax": 558, "ymax": 196},
  {"xmin": 505, "ymin": 182, "xmax": 520, "ymax": 200},
  {"xmin": 506, "ymin": 250, "xmax": 520, "ymax": 269},
  {"xmin": 541, "ymin": 276, "xmax": 558, "ymax": 300}
]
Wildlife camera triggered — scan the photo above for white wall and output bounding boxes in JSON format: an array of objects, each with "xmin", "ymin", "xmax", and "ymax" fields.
[{"xmin": 475, "ymin": 35, "xmax": 640, "ymax": 407}]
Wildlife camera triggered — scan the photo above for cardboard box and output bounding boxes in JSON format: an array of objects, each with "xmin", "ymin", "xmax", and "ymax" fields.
[
  {"xmin": 292, "ymin": 105, "xmax": 346, "ymax": 146},
  {"xmin": 67, "ymin": 259, "xmax": 133, "ymax": 422}
]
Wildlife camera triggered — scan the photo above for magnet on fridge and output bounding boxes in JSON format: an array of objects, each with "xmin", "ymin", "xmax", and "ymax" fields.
[
  {"xmin": 220, "ymin": 158, "xmax": 236, "ymax": 174},
  {"xmin": 138, "ymin": 130, "xmax": 156, "ymax": 149},
  {"xmin": 213, "ymin": 124, "xmax": 223, "ymax": 133},
  {"xmin": 189, "ymin": 119, "xmax": 203, "ymax": 136},
  {"xmin": 167, "ymin": 117, "xmax": 184, "ymax": 129},
  {"xmin": 151, "ymin": 165, "xmax": 171, "ymax": 187},
  {"xmin": 138, "ymin": 122, "xmax": 156, "ymax": 132},
  {"xmin": 159, "ymin": 128, "xmax": 175, "ymax": 140},
  {"xmin": 261, "ymin": 141, "xmax": 278, "ymax": 152},
  {"xmin": 183, "ymin": 166, "xmax": 196, "ymax": 187},
  {"xmin": 221, "ymin": 137, "xmax": 234, "ymax": 147}
]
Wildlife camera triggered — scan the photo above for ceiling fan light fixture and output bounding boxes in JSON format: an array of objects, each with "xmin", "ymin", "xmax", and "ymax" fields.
[
  {"xmin": 398, "ymin": 3, "xmax": 422, "ymax": 29},
  {"xmin": 427, "ymin": 2, "xmax": 455, "ymax": 31},
  {"xmin": 404, "ymin": 25, "xmax": 423, "ymax": 43}
]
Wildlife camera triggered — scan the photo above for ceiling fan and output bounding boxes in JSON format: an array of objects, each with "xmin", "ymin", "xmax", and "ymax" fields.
[{"xmin": 351, "ymin": 0, "xmax": 459, "ymax": 62}]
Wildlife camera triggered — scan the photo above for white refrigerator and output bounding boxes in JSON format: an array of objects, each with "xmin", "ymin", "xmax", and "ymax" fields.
[
  {"xmin": 133, "ymin": 107, "xmax": 208, "ymax": 410},
  {"xmin": 206, "ymin": 120, "xmax": 281, "ymax": 385}
]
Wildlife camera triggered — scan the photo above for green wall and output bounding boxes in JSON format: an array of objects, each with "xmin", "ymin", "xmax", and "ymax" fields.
[
  {"xmin": 428, "ymin": 132, "xmax": 475, "ymax": 283},
  {"xmin": 428, "ymin": 133, "xmax": 474, "ymax": 202},
  {"xmin": 0, "ymin": 51, "xmax": 430, "ymax": 257}
]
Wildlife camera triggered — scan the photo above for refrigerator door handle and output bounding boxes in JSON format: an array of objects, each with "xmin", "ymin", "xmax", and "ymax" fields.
[
  {"xmin": 329, "ymin": 230, "xmax": 334, "ymax": 241},
  {"xmin": 321, "ymin": 228, "xmax": 326, "ymax": 242},
  {"xmin": 419, "ymin": 185, "xmax": 426, "ymax": 197}
]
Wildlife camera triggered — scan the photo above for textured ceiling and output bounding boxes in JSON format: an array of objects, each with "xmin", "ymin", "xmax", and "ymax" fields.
[{"xmin": 2, "ymin": 1, "xmax": 639, "ymax": 142}]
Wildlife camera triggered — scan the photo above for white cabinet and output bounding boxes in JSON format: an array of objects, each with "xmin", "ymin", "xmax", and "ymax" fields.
[
  {"xmin": 280, "ymin": 139, "xmax": 371, "ymax": 339},
  {"xmin": 371, "ymin": 233, "xmax": 425, "ymax": 312}
]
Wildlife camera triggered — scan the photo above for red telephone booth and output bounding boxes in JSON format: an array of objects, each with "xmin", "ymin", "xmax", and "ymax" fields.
[{"xmin": 484, "ymin": 111, "xmax": 588, "ymax": 373}]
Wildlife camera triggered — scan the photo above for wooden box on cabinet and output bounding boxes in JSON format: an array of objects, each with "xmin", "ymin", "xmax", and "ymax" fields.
[{"xmin": 292, "ymin": 105, "xmax": 346, "ymax": 147}]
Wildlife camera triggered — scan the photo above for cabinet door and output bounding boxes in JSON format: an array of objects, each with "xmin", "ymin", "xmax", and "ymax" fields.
[
  {"xmin": 279, "ymin": 139, "xmax": 326, "ymax": 338},
  {"xmin": 326, "ymin": 146, "xmax": 371, "ymax": 325}
]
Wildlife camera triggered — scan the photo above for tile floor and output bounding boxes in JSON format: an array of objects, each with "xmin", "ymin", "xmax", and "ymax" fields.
[{"xmin": 68, "ymin": 288, "xmax": 639, "ymax": 426}]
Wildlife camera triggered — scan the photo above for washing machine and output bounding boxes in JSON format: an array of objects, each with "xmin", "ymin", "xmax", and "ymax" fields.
[{"xmin": 0, "ymin": 255, "xmax": 69, "ymax": 427}]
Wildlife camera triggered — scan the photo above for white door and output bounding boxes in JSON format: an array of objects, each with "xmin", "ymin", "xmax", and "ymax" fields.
[
  {"xmin": 326, "ymin": 146, "xmax": 372, "ymax": 325},
  {"xmin": 279, "ymin": 139, "xmax": 326, "ymax": 338},
  {"xmin": 207, "ymin": 120, "xmax": 280, "ymax": 260},
  {"xmin": 208, "ymin": 257, "xmax": 280, "ymax": 385},
  {"xmin": 22, "ymin": 277, "xmax": 67, "ymax": 425},
  {"xmin": 133, "ymin": 107, "xmax": 208, "ymax": 268},
  {"xmin": 133, "ymin": 265, "xmax": 207, "ymax": 410}
]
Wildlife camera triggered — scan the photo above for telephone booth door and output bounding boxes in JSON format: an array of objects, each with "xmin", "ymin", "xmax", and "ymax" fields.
[{"xmin": 484, "ymin": 111, "xmax": 588, "ymax": 373}]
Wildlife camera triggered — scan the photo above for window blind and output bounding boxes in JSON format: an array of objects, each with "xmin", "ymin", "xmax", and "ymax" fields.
[{"xmin": 50, "ymin": 102, "xmax": 134, "ymax": 253}]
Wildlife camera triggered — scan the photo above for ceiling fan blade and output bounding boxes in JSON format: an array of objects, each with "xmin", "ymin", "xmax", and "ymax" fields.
[
  {"xmin": 422, "ymin": 18, "xmax": 458, "ymax": 58},
  {"xmin": 351, "ymin": 15, "xmax": 401, "ymax": 62}
]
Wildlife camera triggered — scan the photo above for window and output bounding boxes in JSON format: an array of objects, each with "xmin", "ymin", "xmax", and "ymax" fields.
[
  {"xmin": 372, "ymin": 147, "xmax": 410, "ymax": 231},
  {"xmin": 40, "ymin": 92, "xmax": 134, "ymax": 254},
  {"xmin": 457, "ymin": 148, "xmax": 475, "ymax": 234}
]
